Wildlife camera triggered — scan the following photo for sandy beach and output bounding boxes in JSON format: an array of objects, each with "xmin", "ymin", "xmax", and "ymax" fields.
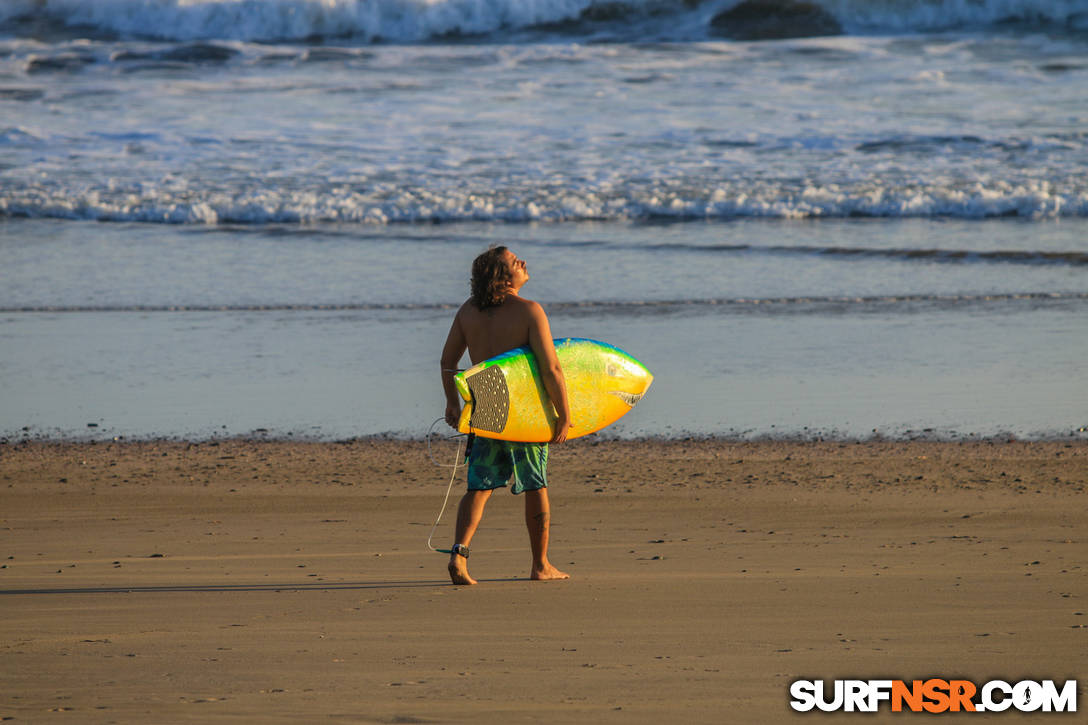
[{"xmin": 1, "ymin": 438, "xmax": 1085, "ymax": 723}]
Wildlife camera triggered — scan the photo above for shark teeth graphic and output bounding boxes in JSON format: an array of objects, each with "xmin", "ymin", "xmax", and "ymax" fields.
[{"xmin": 609, "ymin": 391, "xmax": 644, "ymax": 407}]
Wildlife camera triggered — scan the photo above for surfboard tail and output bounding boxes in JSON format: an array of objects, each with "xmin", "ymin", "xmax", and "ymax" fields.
[
  {"xmin": 457, "ymin": 403, "xmax": 473, "ymax": 435},
  {"xmin": 454, "ymin": 371, "xmax": 471, "ymax": 402}
]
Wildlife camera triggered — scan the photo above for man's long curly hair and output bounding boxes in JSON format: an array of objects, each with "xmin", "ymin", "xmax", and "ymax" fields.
[{"xmin": 470, "ymin": 245, "xmax": 513, "ymax": 311}]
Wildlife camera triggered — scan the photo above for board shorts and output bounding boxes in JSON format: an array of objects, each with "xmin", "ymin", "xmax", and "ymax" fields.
[{"xmin": 466, "ymin": 436, "xmax": 548, "ymax": 495}]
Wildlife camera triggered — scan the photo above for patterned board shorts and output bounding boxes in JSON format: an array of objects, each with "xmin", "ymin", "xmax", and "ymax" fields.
[{"xmin": 466, "ymin": 436, "xmax": 548, "ymax": 495}]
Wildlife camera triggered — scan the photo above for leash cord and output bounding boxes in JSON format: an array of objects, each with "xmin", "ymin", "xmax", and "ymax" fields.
[{"xmin": 425, "ymin": 417, "xmax": 465, "ymax": 554}]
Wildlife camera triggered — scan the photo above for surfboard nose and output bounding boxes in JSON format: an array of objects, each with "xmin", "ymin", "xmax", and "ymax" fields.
[
  {"xmin": 608, "ymin": 364, "xmax": 652, "ymax": 407},
  {"xmin": 629, "ymin": 357, "xmax": 652, "ymax": 394}
]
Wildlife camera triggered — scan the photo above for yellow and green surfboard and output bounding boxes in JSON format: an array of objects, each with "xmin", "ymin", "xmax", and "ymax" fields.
[{"xmin": 455, "ymin": 337, "xmax": 653, "ymax": 442}]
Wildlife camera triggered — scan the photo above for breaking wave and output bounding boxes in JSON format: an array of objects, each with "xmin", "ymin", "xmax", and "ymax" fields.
[
  {"xmin": 5, "ymin": 292, "xmax": 1085, "ymax": 315},
  {"xmin": 2, "ymin": 0, "xmax": 1087, "ymax": 44},
  {"xmin": 642, "ymin": 243, "xmax": 1088, "ymax": 266},
  {"xmin": 2, "ymin": 181, "xmax": 1086, "ymax": 223}
]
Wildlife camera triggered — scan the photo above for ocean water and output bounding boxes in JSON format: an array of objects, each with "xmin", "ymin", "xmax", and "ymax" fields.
[{"xmin": 2, "ymin": 0, "xmax": 1087, "ymax": 440}]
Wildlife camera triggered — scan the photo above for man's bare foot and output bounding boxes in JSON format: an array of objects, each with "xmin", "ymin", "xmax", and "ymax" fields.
[
  {"xmin": 530, "ymin": 562, "xmax": 570, "ymax": 581},
  {"xmin": 448, "ymin": 558, "xmax": 477, "ymax": 585}
]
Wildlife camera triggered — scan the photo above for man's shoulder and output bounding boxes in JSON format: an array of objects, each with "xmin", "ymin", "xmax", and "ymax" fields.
[
  {"xmin": 454, "ymin": 299, "xmax": 483, "ymax": 320},
  {"xmin": 456, "ymin": 295, "xmax": 543, "ymax": 321},
  {"xmin": 508, "ymin": 295, "xmax": 543, "ymax": 314}
]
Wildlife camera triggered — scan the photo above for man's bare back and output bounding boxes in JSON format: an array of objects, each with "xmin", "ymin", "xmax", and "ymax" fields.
[{"xmin": 455, "ymin": 294, "xmax": 536, "ymax": 365}]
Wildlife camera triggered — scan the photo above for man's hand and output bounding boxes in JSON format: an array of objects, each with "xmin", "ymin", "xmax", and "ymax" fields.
[
  {"xmin": 445, "ymin": 402, "xmax": 462, "ymax": 430},
  {"xmin": 551, "ymin": 417, "xmax": 571, "ymax": 444}
]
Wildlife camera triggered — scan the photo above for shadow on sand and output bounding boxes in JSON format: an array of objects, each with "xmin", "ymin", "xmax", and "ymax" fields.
[{"xmin": 0, "ymin": 578, "xmax": 524, "ymax": 596}]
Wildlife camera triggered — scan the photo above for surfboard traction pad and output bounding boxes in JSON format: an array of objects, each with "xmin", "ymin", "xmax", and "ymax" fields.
[{"xmin": 465, "ymin": 365, "xmax": 510, "ymax": 434}]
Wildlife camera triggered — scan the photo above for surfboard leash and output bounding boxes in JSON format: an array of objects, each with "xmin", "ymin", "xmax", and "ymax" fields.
[{"xmin": 425, "ymin": 417, "xmax": 468, "ymax": 555}]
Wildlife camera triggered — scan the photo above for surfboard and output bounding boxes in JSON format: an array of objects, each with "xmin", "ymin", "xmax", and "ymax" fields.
[{"xmin": 455, "ymin": 337, "xmax": 652, "ymax": 442}]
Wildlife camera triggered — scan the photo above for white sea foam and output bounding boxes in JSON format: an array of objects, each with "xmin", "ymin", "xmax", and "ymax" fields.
[
  {"xmin": 1, "ymin": 0, "xmax": 596, "ymax": 42},
  {"xmin": 3, "ymin": 179, "xmax": 1085, "ymax": 223}
]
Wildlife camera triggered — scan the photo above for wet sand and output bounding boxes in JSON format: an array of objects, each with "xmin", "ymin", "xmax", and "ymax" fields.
[{"xmin": 1, "ymin": 438, "xmax": 1085, "ymax": 723}]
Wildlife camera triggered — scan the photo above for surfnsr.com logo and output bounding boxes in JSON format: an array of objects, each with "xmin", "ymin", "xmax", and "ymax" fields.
[{"xmin": 789, "ymin": 679, "xmax": 1078, "ymax": 713}]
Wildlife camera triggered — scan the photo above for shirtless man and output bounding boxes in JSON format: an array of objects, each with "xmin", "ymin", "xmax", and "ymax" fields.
[{"xmin": 440, "ymin": 246, "xmax": 572, "ymax": 585}]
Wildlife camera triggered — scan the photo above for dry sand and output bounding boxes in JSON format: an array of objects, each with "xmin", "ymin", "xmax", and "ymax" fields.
[{"xmin": 1, "ymin": 438, "xmax": 1085, "ymax": 723}]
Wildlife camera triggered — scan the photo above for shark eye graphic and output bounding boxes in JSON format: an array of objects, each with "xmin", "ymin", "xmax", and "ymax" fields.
[{"xmin": 606, "ymin": 363, "xmax": 619, "ymax": 377}]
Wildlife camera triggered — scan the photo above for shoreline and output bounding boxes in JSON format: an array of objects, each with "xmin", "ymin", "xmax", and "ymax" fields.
[{"xmin": 5, "ymin": 429, "xmax": 1088, "ymax": 447}]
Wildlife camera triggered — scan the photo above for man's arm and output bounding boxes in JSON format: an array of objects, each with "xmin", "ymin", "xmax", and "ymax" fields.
[
  {"xmin": 440, "ymin": 312, "xmax": 468, "ymax": 429},
  {"xmin": 526, "ymin": 301, "xmax": 571, "ymax": 443}
]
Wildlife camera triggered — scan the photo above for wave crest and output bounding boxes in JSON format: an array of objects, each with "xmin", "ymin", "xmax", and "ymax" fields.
[
  {"xmin": 3, "ymin": 0, "xmax": 1087, "ymax": 43},
  {"xmin": 2, "ymin": 180, "xmax": 1085, "ymax": 223},
  {"xmin": 5, "ymin": 292, "xmax": 1085, "ymax": 315}
]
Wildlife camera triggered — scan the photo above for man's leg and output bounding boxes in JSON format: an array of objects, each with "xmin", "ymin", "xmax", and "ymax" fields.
[
  {"xmin": 448, "ymin": 489, "xmax": 492, "ymax": 585},
  {"xmin": 524, "ymin": 488, "xmax": 569, "ymax": 581}
]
